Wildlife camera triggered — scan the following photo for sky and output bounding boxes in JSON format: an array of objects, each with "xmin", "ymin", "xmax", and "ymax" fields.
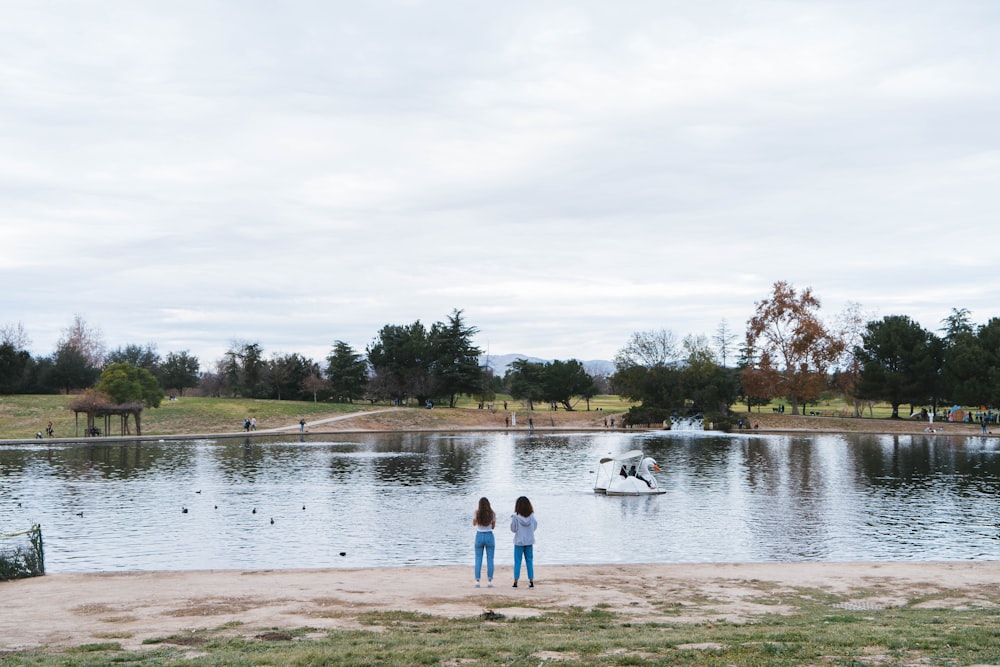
[{"xmin": 3, "ymin": 1, "xmax": 999, "ymax": 369}]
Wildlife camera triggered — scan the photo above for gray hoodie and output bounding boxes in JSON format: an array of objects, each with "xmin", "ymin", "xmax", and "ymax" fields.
[{"xmin": 510, "ymin": 513, "xmax": 537, "ymax": 546}]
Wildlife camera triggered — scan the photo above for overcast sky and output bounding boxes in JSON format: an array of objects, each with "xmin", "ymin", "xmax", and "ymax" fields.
[{"xmin": 3, "ymin": 1, "xmax": 998, "ymax": 368}]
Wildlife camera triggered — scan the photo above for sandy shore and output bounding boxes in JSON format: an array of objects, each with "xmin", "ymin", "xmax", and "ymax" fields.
[{"xmin": 3, "ymin": 562, "xmax": 1000, "ymax": 652}]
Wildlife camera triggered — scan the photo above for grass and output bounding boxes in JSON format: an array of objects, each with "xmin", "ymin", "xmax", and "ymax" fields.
[
  {"xmin": 3, "ymin": 590, "xmax": 1000, "ymax": 665},
  {"xmin": 0, "ymin": 393, "xmax": 636, "ymax": 440},
  {"xmin": 0, "ymin": 394, "xmax": 367, "ymax": 440},
  {"xmin": 0, "ymin": 391, "xmax": 957, "ymax": 441}
]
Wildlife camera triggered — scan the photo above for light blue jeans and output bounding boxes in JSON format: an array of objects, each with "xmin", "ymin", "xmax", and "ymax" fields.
[
  {"xmin": 513, "ymin": 544, "xmax": 534, "ymax": 581},
  {"xmin": 474, "ymin": 531, "xmax": 495, "ymax": 581}
]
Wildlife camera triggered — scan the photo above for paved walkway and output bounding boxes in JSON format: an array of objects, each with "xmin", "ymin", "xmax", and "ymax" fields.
[{"xmin": 254, "ymin": 408, "xmax": 398, "ymax": 433}]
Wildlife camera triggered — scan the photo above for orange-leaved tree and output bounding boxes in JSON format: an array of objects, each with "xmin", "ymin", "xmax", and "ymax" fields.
[{"xmin": 744, "ymin": 281, "xmax": 844, "ymax": 415}]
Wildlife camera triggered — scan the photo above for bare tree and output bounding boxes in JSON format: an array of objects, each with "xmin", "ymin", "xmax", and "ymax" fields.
[
  {"xmin": 0, "ymin": 321, "xmax": 31, "ymax": 350},
  {"xmin": 59, "ymin": 314, "xmax": 106, "ymax": 367},
  {"xmin": 713, "ymin": 318, "xmax": 738, "ymax": 368},
  {"xmin": 614, "ymin": 329, "xmax": 679, "ymax": 369},
  {"xmin": 832, "ymin": 301, "xmax": 871, "ymax": 417}
]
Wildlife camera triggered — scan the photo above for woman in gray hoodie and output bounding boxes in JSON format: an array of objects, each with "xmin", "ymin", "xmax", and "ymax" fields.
[{"xmin": 510, "ymin": 496, "xmax": 537, "ymax": 587}]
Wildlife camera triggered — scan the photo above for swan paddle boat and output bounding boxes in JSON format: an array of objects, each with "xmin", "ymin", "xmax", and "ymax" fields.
[{"xmin": 593, "ymin": 449, "xmax": 666, "ymax": 495}]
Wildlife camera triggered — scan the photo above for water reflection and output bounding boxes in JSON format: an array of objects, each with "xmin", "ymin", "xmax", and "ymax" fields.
[{"xmin": 1, "ymin": 430, "xmax": 999, "ymax": 572}]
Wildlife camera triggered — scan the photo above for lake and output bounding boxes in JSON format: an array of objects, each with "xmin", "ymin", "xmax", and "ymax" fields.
[{"xmin": 2, "ymin": 429, "xmax": 999, "ymax": 572}]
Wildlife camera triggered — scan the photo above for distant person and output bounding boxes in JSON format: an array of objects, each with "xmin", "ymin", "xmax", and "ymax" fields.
[
  {"xmin": 472, "ymin": 497, "xmax": 496, "ymax": 588},
  {"xmin": 510, "ymin": 496, "xmax": 537, "ymax": 588},
  {"xmin": 250, "ymin": 416, "xmax": 257, "ymax": 431},
  {"xmin": 300, "ymin": 418, "xmax": 306, "ymax": 432},
  {"xmin": 45, "ymin": 422, "xmax": 54, "ymax": 437}
]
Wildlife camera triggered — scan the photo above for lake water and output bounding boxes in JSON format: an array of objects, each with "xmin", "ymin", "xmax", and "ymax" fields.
[{"xmin": 2, "ymin": 430, "xmax": 999, "ymax": 573}]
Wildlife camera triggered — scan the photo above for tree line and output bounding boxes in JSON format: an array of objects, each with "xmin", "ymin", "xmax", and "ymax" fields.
[
  {"xmin": 0, "ymin": 310, "xmax": 601, "ymax": 412},
  {"xmin": 4, "ymin": 285, "xmax": 999, "ymax": 423}
]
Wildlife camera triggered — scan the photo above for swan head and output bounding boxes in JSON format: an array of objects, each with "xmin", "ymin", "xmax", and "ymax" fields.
[{"xmin": 641, "ymin": 457, "xmax": 661, "ymax": 472}]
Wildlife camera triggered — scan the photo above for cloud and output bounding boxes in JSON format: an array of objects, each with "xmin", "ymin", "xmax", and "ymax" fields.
[{"xmin": 2, "ymin": 1, "xmax": 999, "ymax": 366}]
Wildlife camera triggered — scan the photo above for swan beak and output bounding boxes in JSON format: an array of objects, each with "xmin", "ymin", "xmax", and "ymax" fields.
[{"xmin": 652, "ymin": 464, "xmax": 661, "ymax": 471}]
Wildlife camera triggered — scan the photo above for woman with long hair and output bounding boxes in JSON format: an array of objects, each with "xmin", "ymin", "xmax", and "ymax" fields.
[
  {"xmin": 510, "ymin": 496, "xmax": 537, "ymax": 588},
  {"xmin": 472, "ymin": 497, "xmax": 496, "ymax": 587}
]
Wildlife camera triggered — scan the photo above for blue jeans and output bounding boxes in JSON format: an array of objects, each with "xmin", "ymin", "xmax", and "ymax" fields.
[
  {"xmin": 514, "ymin": 544, "xmax": 534, "ymax": 581},
  {"xmin": 474, "ymin": 531, "xmax": 495, "ymax": 580}
]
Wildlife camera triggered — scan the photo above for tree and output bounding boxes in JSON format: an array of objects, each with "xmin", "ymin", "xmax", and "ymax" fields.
[
  {"xmin": 326, "ymin": 341, "xmax": 369, "ymax": 403},
  {"xmin": 97, "ymin": 363, "xmax": 164, "ymax": 407},
  {"xmin": 738, "ymin": 349, "xmax": 782, "ymax": 412},
  {"xmin": 105, "ymin": 344, "xmax": 160, "ymax": 373},
  {"xmin": 95, "ymin": 362, "xmax": 165, "ymax": 435},
  {"xmin": 59, "ymin": 314, "xmax": 106, "ymax": 367},
  {"xmin": 266, "ymin": 353, "xmax": 315, "ymax": 400},
  {"xmin": 614, "ymin": 329, "xmax": 679, "ymax": 368},
  {"xmin": 974, "ymin": 318, "xmax": 1000, "ymax": 408},
  {"xmin": 713, "ymin": 319, "xmax": 738, "ymax": 368},
  {"xmin": 541, "ymin": 359, "xmax": 598, "ymax": 411},
  {"xmin": 613, "ymin": 363, "xmax": 685, "ymax": 409},
  {"xmin": 222, "ymin": 341, "xmax": 266, "ymax": 398},
  {"xmin": 506, "ymin": 359, "xmax": 546, "ymax": 409},
  {"xmin": 0, "ymin": 321, "xmax": 31, "ymax": 350},
  {"xmin": 941, "ymin": 307, "xmax": 974, "ymax": 340},
  {"xmin": 429, "ymin": 309, "xmax": 483, "ymax": 408},
  {"xmin": 49, "ymin": 342, "xmax": 100, "ymax": 394},
  {"xmin": 367, "ymin": 322, "xmax": 433, "ymax": 404},
  {"xmin": 159, "ymin": 351, "xmax": 201, "ymax": 396},
  {"xmin": 681, "ymin": 335, "xmax": 738, "ymax": 414},
  {"xmin": 302, "ymin": 372, "xmax": 328, "ymax": 402},
  {"xmin": 744, "ymin": 281, "xmax": 844, "ymax": 415},
  {"xmin": 612, "ymin": 329, "xmax": 686, "ymax": 417},
  {"xmin": 0, "ymin": 342, "xmax": 32, "ymax": 394},
  {"xmin": 854, "ymin": 315, "xmax": 939, "ymax": 418},
  {"xmin": 831, "ymin": 301, "xmax": 870, "ymax": 417}
]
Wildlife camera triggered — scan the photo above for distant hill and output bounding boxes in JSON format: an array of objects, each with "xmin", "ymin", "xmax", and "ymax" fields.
[{"xmin": 479, "ymin": 353, "xmax": 615, "ymax": 377}]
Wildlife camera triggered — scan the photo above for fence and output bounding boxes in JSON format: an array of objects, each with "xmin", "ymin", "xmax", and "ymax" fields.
[{"xmin": 0, "ymin": 524, "xmax": 45, "ymax": 580}]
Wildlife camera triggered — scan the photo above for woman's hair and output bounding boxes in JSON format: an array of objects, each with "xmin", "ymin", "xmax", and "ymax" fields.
[
  {"xmin": 475, "ymin": 497, "xmax": 495, "ymax": 526},
  {"xmin": 514, "ymin": 496, "xmax": 533, "ymax": 517}
]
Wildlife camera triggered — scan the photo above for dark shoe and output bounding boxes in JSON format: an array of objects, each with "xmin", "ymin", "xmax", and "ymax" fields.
[
  {"xmin": 529, "ymin": 581, "xmax": 534, "ymax": 588},
  {"xmin": 512, "ymin": 581, "xmax": 518, "ymax": 588}
]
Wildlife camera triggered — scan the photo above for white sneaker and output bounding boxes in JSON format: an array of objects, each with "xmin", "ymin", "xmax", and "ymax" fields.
[
  {"xmin": 487, "ymin": 582, "xmax": 493, "ymax": 588},
  {"xmin": 475, "ymin": 581, "xmax": 480, "ymax": 588}
]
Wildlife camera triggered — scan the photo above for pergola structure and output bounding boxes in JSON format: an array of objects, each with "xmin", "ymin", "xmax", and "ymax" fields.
[{"xmin": 68, "ymin": 391, "xmax": 145, "ymax": 437}]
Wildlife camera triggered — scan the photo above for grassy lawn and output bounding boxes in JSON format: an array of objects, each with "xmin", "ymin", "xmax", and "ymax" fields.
[
  {"xmin": 0, "ymin": 395, "xmax": 365, "ymax": 439},
  {"xmin": 1, "ymin": 391, "xmax": 956, "ymax": 440}
]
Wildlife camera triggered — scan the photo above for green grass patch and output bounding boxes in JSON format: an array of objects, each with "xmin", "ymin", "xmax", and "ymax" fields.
[{"xmin": 0, "ymin": 395, "xmax": 368, "ymax": 439}]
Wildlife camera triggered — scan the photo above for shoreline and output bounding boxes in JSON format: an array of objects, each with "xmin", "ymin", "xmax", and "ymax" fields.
[
  {"xmin": 4, "ymin": 561, "xmax": 1000, "ymax": 651},
  {"xmin": 1, "ymin": 414, "xmax": 991, "ymax": 446}
]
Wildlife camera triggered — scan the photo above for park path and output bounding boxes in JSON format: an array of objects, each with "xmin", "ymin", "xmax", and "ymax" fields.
[{"xmin": 253, "ymin": 408, "xmax": 399, "ymax": 433}]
